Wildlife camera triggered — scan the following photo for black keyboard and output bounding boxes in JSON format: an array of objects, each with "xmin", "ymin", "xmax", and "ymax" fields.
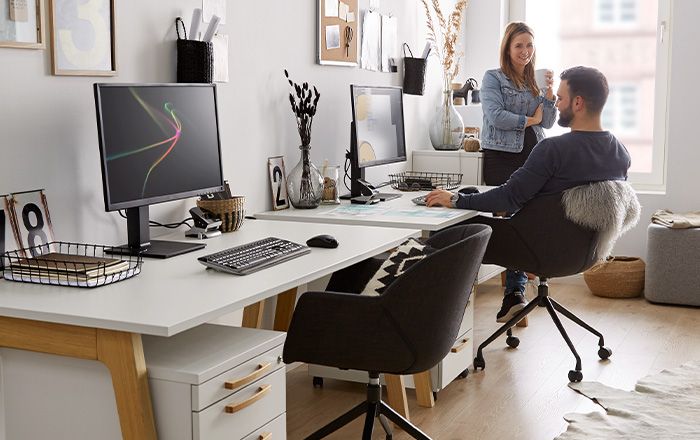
[{"xmin": 198, "ymin": 237, "xmax": 310, "ymax": 275}]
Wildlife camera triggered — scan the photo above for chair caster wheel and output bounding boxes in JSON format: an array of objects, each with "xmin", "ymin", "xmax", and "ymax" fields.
[
  {"xmin": 598, "ymin": 346, "xmax": 612, "ymax": 360},
  {"xmin": 458, "ymin": 368, "xmax": 469, "ymax": 379},
  {"xmin": 474, "ymin": 356, "xmax": 485, "ymax": 370},
  {"xmin": 506, "ymin": 335, "xmax": 520, "ymax": 348},
  {"xmin": 312, "ymin": 376, "xmax": 324, "ymax": 388},
  {"xmin": 568, "ymin": 370, "xmax": 583, "ymax": 382}
]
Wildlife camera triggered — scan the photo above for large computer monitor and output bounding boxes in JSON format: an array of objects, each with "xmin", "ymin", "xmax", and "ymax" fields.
[
  {"xmin": 94, "ymin": 83, "xmax": 225, "ymax": 258},
  {"xmin": 347, "ymin": 85, "xmax": 406, "ymax": 198}
]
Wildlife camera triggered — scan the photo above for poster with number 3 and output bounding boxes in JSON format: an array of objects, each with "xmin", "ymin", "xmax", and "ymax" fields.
[{"xmin": 4, "ymin": 190, "xmax": 56, "ymax": 257}]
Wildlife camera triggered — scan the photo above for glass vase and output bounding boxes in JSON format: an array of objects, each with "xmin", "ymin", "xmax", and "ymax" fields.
[
  {"xmin": 429, "ymin": 89, "xmax": 465, "ymax": 150},
  {"xmin": 286, "ymin": 144, "xmax": 323, "ymax": 209}
]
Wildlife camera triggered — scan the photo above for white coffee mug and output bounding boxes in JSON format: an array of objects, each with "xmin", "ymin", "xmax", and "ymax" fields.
[{"xmin": 535, "ymin": 69, "xmax": 552, "ymax": 90}]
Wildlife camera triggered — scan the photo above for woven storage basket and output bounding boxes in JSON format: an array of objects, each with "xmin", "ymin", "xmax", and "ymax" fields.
[
  {"xmin": 583, "ymin": 256, "xmax": 645, "ymax": 298},
  {"xmin": 196, "ymin": 197, "xmax": 245, "ymax": 232}
]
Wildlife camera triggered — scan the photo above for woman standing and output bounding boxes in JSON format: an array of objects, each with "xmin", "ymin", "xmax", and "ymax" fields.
[{"xmin": 481, "ymin": 22, "xmax": 556, "ymax": 323}]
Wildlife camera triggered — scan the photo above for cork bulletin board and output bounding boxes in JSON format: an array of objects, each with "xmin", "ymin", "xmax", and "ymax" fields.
[{"xmin": 317, "ymin": 0, "xmax": 358, "ymax": 66}]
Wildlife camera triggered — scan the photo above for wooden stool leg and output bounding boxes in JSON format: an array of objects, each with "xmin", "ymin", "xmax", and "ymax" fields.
[
  {"xmin": 413, "ymin": 371, "xmax": 435, "ymax": 407},
  {"xmin": 96, "ymin": 330, "xmax": 157, "ymax": 440},
  {"xmin": 384, "ymin": 374, "xmax": 410, "ymax": 421},
  {"xmin": 242, "ymin": 302, "xmax": 265, "ymax": 328}
]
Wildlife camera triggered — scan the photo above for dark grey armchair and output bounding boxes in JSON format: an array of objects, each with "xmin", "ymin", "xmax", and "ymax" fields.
[
  {"xmin": 468, "ymin": 182, "xmax": 639, "ymax": 382},
  {"xmin": 283, "ymin": 224, "xmax": 492, "ymax": 440}
]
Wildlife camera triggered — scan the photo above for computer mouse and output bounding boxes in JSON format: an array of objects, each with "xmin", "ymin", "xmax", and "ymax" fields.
[
  {"xmin": 459, "ymin": 186, "xmax": 480, "ymax": 195},
  {"xmin": 306, "ymin": 234, "xmax": 339, "ymax": 249}
]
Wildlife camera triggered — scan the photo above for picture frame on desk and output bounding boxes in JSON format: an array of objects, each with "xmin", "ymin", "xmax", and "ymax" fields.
[
  {"xmin": 4, "ymin": 189, "xmax": 56, "ymax": 257},
  {"xmin": 268, "ymin": 156, "xmax": 290, "ymax": 210},
  {"xmin": 48, "ymin": 0, "xmax": 117, "ymax": 76},
  {"xmin": 0, "ymin": 0, "xmax": 46, "ymax": 49}
]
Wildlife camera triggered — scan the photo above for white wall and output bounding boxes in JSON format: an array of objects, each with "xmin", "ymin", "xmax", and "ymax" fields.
[{"xmin": 1, "ymin": 0, "xmax": 464, "ymax": 247}]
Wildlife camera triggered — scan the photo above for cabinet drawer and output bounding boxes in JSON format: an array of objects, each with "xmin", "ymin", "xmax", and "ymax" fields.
[
  {"xmin": 437, "ymin": 329, "xmax": 474, "ymax": 389},
  {"xmin": 192, "ymin": 344, "xmax": 284, "ymax": 411},
  {"xmin": 242, "ymin": 413, "xmax": 286, "ymax": 440},
  {"xmin": 459, "ymin": 155, "xmax": 481, "ymax": 184},
  {"xmin": 193, "ymin": 367, "xmax": 286, "ymax": 440},
  {"xmin": 412, "ymin": 151, "xmax": 461, "ymax": 174}
]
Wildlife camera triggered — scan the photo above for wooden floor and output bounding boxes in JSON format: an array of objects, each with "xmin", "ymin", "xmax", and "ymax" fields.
[{"xmin": 285, "ymin": 276, "xmax": 700, "ymax": 439}]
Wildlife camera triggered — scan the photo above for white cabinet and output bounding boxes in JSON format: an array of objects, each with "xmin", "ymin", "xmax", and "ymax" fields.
[
  {"xmin": 411, "ymin": 150, "xmax": 484, "ymax": 185},
  {"xmin": 144, "ymin": 325, "xmax": 287, "ymax": 440},
  {"xmin": 307, "ymin": 298, "xmax": 474, "ymax": 393}
]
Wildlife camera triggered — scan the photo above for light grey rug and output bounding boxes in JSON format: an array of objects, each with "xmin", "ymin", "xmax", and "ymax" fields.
[{"xmin": 556, "ymin": 361, "xmax": 700, "ymax": 439}]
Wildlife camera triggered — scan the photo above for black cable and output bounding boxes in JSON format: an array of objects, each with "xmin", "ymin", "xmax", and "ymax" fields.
[
  {"xmin": 117, "ymin": 210, "xmax": 193, "ymax": 229},
  {"xmin": 343, "ymin": 150, "xmax": 352, "ymax": 192}
]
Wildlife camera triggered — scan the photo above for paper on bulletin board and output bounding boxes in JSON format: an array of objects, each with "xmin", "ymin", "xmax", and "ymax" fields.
[
  {"xmin": 325, "ymin": 0, "xmax": 339, "ymax": 17},
  {"xmin": 213, "ymin": 33, "xmax": 229, "ymax": 82},
  {"xmin": 203, "ymin": 0, "xmax": 227, "ymax": 24},
  {"xmin": 381, "ymin": 14, "xmax": 398, "ymax": 72},
  {"xmin": 360, "ymin": 10, "xmax": 381, "ymax": 71}
]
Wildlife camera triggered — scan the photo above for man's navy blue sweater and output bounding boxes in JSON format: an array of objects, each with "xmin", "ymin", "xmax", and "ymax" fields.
[{"xmin": 456, "ymin": 130, "xmax": 631, "ymax": 213}]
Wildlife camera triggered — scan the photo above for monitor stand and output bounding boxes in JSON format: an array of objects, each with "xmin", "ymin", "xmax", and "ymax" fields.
[{"xmin": 105, "ymin": 206, "xmax": 205, "ymax": 259}]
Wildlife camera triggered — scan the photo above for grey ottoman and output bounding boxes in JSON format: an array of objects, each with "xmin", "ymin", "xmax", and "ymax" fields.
[{"xmin": 645, "ymin": 223, "xmax": 700, "ymax": 306}]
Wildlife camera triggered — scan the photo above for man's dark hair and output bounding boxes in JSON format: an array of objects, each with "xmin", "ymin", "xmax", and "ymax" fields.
[{"xmin": 560, "ymin": 66, "xmax": 609, "ymax": 114}]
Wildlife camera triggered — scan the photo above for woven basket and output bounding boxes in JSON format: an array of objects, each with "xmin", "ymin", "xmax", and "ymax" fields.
[
  {"xmin": 583, "ymin": 256, "xmax": 645, "ymax": 298},
  {"xmin": 196, "ymin": 197, "xmax": 245, "ymax": 232}
]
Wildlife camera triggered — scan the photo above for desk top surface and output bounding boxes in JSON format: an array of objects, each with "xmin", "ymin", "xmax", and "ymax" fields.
[
  {"xmin": 0, "ymin": 220, "xmax": 418, "ymax": 336},
  {"xmin": 255, "ymin": 189, "xmax": 480, "ymax": 231}
]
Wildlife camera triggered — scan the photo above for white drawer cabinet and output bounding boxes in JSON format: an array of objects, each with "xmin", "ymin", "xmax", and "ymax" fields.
[
  {"xmin": 144, "ymin": 325, "xmax": 287, "ymax": 440},
  {"xmin": 308, "ymin": 298, "xmax": 474, "ymax": 393},
  {"xmin": 411, "ymin": 150, "xmax": 484, "ymax": 185}
]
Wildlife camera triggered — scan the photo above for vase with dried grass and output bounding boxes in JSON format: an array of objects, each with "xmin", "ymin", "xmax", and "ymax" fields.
[{"xmin": 422, "ymin": 0, "xmax": 469, "ymax": 150}]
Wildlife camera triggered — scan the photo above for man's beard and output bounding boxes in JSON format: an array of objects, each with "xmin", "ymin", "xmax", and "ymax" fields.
[{"xmin": 557, "ymin": 103, "xmax": 574, "ymax": 127}]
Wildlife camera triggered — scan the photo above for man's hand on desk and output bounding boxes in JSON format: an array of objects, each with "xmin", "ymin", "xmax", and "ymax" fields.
[{"xmin": 425, "ymin": 189, "xmax": 456, "ymax": 208}]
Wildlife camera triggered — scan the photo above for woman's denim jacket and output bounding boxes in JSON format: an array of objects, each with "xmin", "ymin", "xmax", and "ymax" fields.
[{"xmin": 481, "ymin": 68, "xmax": 557, "ymax": 153}]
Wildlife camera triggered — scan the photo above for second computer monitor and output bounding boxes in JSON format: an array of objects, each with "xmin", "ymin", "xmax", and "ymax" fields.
[{"xmin": 349, "ymin": 85, "xmax": 406, "ymax": 197}]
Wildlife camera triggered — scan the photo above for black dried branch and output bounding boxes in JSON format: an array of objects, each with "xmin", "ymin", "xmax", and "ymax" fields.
[{"xmin": 284, "ymin": 69, "xmax": 321, "ymax": 146}]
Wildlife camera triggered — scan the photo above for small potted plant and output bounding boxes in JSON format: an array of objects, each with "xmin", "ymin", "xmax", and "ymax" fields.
[{"xmin": 284, "ymin": 70, "xmax": 323, "ymax": 209}]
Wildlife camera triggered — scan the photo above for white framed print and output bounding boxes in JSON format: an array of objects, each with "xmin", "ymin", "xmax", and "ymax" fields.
[
  {"xmin": 5, "ymin": 189, "xmax": 56, "ymax": 257},
  {"xmin": 268, "ymin": 156, "xmax": 289, "ymax": 210}
]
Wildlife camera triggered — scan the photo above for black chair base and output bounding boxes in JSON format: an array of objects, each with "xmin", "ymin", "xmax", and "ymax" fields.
[
  {"xmin": 305, "ymin": 373, "xmax": 431, "ymax": 440},
  {"xmin": 473, "ymin": 278, "xmax": 612, "ymax": 382}
]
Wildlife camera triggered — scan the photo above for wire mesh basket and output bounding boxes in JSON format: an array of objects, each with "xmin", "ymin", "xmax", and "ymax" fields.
[
  {"xmin": 388, "ymin": 171, "xmax": 463, "ymax": 192},
  {"xmin": 1, "ymin": 242, "xmax": 142, "ymax": 288}
]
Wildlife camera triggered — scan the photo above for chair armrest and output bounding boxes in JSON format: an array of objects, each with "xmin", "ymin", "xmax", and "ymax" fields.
[{"xmin": 283, "ymin": 291, "xmax": 415, "ymax": 373}]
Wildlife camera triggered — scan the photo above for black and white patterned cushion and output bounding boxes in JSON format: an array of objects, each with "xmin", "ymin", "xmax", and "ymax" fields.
[{"xmin": 360, "ymin": 238, "xmax": 431, "ymax": 296}]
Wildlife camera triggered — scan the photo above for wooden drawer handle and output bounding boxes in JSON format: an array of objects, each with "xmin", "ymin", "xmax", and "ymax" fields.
[
  {"xmin": 258, "ymin": 432, "xmax": 272, "ymax": 440},
  {"xmin": 225, "ymin": 363, "xmax": 271, "ymax": 390},
  {"xmin": 451, "ymin": 338, "xmax": 469, "ymax": 353},
  {"xmin": 225, "ymin": 384, "xmax": 271, "ymax": 414}
]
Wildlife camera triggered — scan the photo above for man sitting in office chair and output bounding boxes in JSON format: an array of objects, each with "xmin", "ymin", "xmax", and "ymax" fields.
[{"xmin": 426, "ymin": 65, "xmax": 631, "ymax": 323}]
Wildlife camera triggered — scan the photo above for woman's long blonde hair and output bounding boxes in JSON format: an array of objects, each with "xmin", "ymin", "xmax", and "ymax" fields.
[{"xmin": 500, "ymin": 22, "xmax": 539, "ymax": 97}]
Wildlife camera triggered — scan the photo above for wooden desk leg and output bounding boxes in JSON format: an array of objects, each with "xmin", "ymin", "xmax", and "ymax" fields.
[
  {"xmin": 273, "ymin": 287, "xmax": 298, "ymax": 332},
  {"xmin": 413, "ymin": 371, "xmax": 435, "ymax": 407},
  {"xmin": 0, "ymin": 317, "xmax": 157, "ymax": 440},
  {"xmin": 242, "ymin": 302, "xmax": 265, "ymax": 328},
  {"xmin": 96, "ymin": 329, "xmax": 157, "ymax": 440},
  {"xmin": 384, "ymin": 374, "xmax": 410, "ymax": 420}
]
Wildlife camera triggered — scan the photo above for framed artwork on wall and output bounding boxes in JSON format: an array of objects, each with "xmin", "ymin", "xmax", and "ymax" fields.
[
  {"xmin": 49, "ymin": 0, "xmax": 116, "ymax": 76},
  {"xmin": 0, "ymin": 0, "xmax": 45, "ymax": 49},
  {"xmin": 268, "ymin": 156, "xmax": 289, "ymax": 211}
]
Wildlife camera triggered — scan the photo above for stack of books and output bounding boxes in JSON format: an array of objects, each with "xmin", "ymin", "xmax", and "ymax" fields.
[{"xmin": 10, "ymin": 252, "xmax": 128, "ymax": 282}]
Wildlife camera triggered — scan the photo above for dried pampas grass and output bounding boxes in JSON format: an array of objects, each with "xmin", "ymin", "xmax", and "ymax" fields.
[{"xmin": 421, "ymin": 0, "xmax": 468, "ymax": 87}]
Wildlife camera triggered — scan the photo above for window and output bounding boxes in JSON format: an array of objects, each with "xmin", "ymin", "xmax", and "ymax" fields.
[
  {"xmin": 596, "ymin": 0, "xmax": 638, "ymax": 25},
  {"xmin": 515, "ymin": 0, "xmax": 671, "ymax": 190}
]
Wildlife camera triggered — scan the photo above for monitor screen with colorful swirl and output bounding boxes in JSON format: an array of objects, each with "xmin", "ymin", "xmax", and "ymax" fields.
[{"xmin": 94, "ymin": 83, "xmax": 224, "ymax": 258}]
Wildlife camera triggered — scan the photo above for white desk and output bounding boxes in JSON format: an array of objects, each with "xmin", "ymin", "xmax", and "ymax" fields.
[
  {"xmin": 0, "ymin": 220, "xmax": 418, "ymax": 439},
  {"xmin": 255, "ymin": 190, "xmax": 480, "ymax": 231}
]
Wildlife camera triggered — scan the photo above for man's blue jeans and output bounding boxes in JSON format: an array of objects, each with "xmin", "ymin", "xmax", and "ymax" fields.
[{"xmin": 505, "ymin": 269, "xmax": 527, "ymax": 295}]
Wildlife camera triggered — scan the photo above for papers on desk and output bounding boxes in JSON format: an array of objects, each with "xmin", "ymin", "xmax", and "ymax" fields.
[{"xmin": 323, "ymin": 205, "xmax": 463, "ymax": 219}]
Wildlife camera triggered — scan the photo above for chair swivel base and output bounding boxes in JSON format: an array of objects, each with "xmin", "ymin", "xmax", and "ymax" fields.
[
  {"xmin": 305, "ymin": 373, "xmax": 431, "ymax": 440},
  {"xmin": 472, "ymin": 278, "xmax": 612, "ymax": 382}
]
